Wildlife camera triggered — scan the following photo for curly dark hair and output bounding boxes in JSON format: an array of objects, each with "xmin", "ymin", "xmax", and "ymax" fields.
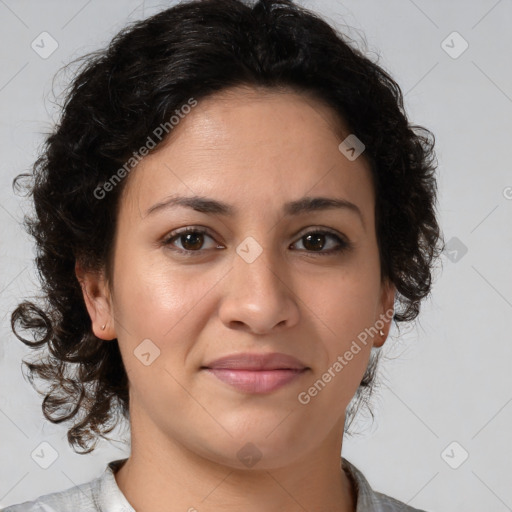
[{"xmin": 11, "ymin": 0, "xmax": 444, "ymax": 454}]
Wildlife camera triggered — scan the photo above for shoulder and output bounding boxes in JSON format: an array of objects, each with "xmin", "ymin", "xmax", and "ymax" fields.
[
  {"xmin": 1, "ymin": 459, "xmax": 130, "ymax": 512},
  {"xmin": 341, "ymin": 457, "xmax": 430, "ymax": 512},
  {"xmin": 370, "ymin": 490, "xmax": 429, "ymax": 512},
  {"xmin": 1, "ymin": 477, "xmax": 100, "ymax": 512}
]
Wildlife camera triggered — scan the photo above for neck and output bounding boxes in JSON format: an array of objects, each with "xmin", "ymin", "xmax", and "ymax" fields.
[{"xmin": 114, "ymin": 412, "xmax": 356, "ymax": 512}]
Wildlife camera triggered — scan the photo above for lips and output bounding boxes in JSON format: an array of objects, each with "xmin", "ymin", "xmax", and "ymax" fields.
[
  {"xmin": 201, "ymin": 352, "xmax": 309, "ymax": 393},
  {"xmin": 202, "ymin": 352, "xmax": 308, "ymax": 371}
]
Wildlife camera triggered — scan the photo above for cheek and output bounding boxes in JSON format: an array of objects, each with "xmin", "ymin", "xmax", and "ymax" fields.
[
  {"xmin": 304, "ymin": 269, "xmax": 379, "ymax": 399},
  {"xmin": 112, "ymin": 263, "xmax": 214, "ymax": 403},
  {"xmin": 113, "ymin": 248, "xmax": 209, "ymax": 333},
  {"xmin": 111, "ymin": 253, "xmax": 226, "ymax": 388},
  {"xmin": 307, "ymin": 265, "xmax": 381, "ymax": 338}
]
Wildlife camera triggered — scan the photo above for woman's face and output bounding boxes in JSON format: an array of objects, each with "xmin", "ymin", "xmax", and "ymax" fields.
[{"xmin": 82, "ymin": 86, "xmax": 394, "ymax": 470}]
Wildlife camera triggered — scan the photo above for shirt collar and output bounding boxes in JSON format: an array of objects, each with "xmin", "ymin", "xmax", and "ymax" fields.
[
  {"xmin": 98, "ymin": 459, "xmax": 135, "ymax": 512},
  {"xmin": 341, "ymin": 457, "xmax": 388, "ymax": 511}
]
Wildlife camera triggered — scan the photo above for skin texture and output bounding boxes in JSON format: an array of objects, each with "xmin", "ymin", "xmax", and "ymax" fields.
[{"xmin": 77, "ymin": 85, "xmax": 395, "ymax": 512}]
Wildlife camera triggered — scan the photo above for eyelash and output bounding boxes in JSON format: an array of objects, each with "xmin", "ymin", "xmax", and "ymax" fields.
[{"xmin": 161, "ymin": 226, "xmax": 352, "ymax": 257}]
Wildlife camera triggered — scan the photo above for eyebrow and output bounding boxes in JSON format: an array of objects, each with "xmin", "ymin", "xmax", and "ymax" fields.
[{"xmin": 144, "ymin": 194, "xmax": 365, "ymax": 229}]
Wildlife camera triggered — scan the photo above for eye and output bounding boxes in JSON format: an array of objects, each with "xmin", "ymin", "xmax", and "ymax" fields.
[
  {"xmin": 162, "ymin": 227, "xmax": 222, "ymax": 255},
  {"xmin": 290, "ymin": 229, "xmax": 351, "ymax": 256}
]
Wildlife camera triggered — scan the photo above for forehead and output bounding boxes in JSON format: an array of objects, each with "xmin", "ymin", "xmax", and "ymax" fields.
[{"xmin": 119, "ymin": 86, "xmax": 374, "ymax": 221}]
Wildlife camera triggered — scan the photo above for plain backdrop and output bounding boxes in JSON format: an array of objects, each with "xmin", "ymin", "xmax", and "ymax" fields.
[{"xmin": 0, "ymin": 1, "xmax": 511, "ymax": 511}]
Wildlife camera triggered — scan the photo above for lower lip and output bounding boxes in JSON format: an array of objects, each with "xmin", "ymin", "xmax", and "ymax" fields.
[{"xmin": 203, "ymin": 368, "xmax": 307, "ymax": 393}]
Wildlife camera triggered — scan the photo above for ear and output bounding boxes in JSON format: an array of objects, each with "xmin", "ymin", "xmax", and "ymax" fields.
[
  {"xmin": 75, "ymin": 260, "xmax": 117, "ymax": 340},
  {"xmin": 372, "ymin": 279, "xmax": 396, "ymax": 348}
]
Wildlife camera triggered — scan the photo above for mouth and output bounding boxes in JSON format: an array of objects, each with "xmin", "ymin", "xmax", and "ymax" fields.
[
  {"xmin": 201, "ymin": 352, "xmax": 310, "ymax": 393},
  {"xmin": 201, "ymin": 367, "xmax": 309, "ymax": 394}
]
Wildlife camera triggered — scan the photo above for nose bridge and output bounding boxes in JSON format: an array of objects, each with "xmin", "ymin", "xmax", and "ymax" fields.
[
  {"xmin": 218, "ymin": 233, "xmax": 300, "ymax": 333},
  {"xmin": 233, "ymin": 236, "xmax": 285, "ymax": 301}
]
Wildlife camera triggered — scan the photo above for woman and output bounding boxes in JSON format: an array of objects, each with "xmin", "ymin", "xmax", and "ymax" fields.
[{"xmin": 7, "ymin": 0, "xmax": 443, "ymax": 510}]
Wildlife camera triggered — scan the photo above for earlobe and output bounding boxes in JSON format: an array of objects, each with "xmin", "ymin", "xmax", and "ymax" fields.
[
  {"xmin": 373, "ymin": 280, "xmax": 396, "ymax": 348},
  {"xmin": 75, "ymin": 261, "xmax": 116, "ymax": 340}
]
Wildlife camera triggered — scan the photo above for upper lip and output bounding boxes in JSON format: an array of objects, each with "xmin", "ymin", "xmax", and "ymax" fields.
[{"xmin": 202, "ymin": 352, "xmax": 308, "ymax": 371}]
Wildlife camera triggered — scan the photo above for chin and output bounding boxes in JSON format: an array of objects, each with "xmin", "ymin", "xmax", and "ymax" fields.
[{"xmin": 194, "ymin": 430, "xmax": 309, "ymax": 472}]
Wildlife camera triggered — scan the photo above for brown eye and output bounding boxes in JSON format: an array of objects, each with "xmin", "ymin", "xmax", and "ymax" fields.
[
  {"xmin": 179, "ymin": 231, "xmax": 205, "ymax": 251},
  {"xmin": 291, "ymin": 230, "xmax": 350, "ymax": 255},
  {"xmin": 302, "ymin": 233, "xmax": 327, "ymax": 251},
  {"xmin": 163, "ymin": 227, "xmax": 220, "ymax": 254}
]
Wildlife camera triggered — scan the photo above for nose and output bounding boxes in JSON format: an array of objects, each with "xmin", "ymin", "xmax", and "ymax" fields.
[{"xmin": 218, "ymin": 244, "xmax": 300, "ymax": 335}]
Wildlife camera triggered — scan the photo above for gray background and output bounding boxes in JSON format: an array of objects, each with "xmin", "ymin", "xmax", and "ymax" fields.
[{"xmin": 1, "ymin": 1, "xmax": 511, "ymax": 510}]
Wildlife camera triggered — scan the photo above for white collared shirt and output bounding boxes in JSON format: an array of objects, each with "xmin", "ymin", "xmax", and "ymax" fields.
[{"xmin": 2, "ymin": 457, "xmax": 429, "ymax": 512}]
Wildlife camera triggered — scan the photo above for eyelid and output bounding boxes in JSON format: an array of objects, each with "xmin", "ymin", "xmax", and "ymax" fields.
[{"xmin": 293, "ymin": 225, "xmax": 345, "ymax": 240}]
